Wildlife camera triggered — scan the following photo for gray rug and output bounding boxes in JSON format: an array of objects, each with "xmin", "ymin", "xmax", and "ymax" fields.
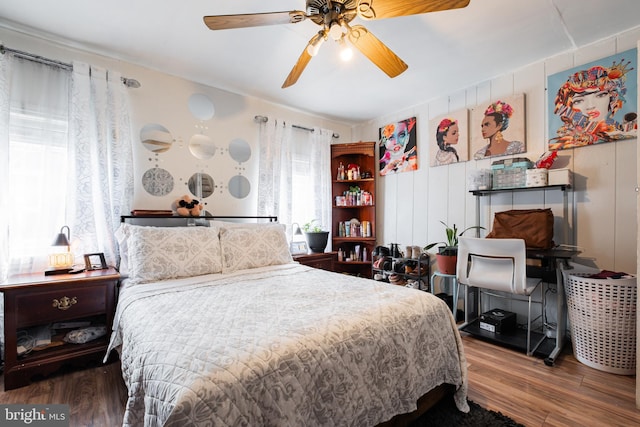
[{"xmin": 411, "ymin": 396, "xmax": 526, "ymax": 427}]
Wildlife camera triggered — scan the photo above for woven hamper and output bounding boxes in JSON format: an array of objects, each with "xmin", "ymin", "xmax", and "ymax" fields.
[{"xmin": 564, "ymin": 273, "xmax": 636, "ymax": 375}]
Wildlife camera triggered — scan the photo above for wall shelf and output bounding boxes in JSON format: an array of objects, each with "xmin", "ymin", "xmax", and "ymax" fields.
[{"xmin": 470, "ymin": 184, "xmax": 570, "ymax": 197}]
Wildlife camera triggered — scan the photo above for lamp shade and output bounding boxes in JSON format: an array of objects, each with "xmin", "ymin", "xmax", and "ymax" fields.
[{"xmin": 52, "ymin": 225, "xmax": 71, "ymax": 247}]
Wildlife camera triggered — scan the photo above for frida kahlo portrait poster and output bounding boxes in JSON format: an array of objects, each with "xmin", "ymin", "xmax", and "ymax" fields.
[
  {"xmin": 429, "ymin": 109, "xmax": 469, "ymax": 166},
  {"xmin": 379, "ymin": 117, "xmax": 417, "ymax": 176},
  {"xmin": 547, "ymin": 48, "xmax": 637, "ymax": 151},
  {"xmin": 470, "ymin": 94, "xmax": 526, "ymax": 160}
]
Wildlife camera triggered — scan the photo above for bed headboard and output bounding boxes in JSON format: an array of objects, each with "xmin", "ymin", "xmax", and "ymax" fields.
[{"xmin": 120, "ymin": 215, "xmax": 278, "ymax": 227}]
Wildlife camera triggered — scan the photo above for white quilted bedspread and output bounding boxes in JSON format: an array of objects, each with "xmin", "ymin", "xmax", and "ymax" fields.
[{"xmin": 107, "ymin": 263, "xmax": 468, "ymax": 426}]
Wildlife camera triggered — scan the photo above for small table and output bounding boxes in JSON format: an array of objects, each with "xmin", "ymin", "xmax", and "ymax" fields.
[
  {"xmin": 430, "ymin": 271, "xmax": 459, "ymax": 316},
  {"xmin": 1, "ymin": 268, "xmax": 119, "ymax": 390},
  {"xmin": 293, "ymin": 252, "xmax": 337, "ymax": 272}
]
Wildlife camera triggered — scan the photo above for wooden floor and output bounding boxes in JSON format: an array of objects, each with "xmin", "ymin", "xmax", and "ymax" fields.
[{"xmin": 0, "ymin": 334, "xmax": 638, "ymax": 426}]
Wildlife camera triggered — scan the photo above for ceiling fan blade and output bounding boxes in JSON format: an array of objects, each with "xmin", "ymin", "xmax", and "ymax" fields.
[
  {"xmin": 347, "ymin": 25, "xmax": 407, "ymax": 78},
  {"xmin": 357, "ymin": 0, "xmax": 470, "ymax": 20},
  {"xmin": 203, "ymin": 11, "xmax": 306, "ymax": 30},
  {"xmin": 282, "ymin": 48, "xmax": 313, "ymax": 88}
]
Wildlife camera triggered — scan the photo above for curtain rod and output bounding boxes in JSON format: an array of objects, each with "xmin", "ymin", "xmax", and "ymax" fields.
[
  {"xmin": 254, "ymin": 115, "xmax": 339, "ymax": 139},
  {"xmin": 0, "ymin": 44, "xmax": 141, "ymax": 88}
]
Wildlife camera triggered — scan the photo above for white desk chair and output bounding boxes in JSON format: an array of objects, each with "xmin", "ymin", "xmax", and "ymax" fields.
[{"xmin": 457, "ymin": 236, "xmax": 545, "ymax": 356}]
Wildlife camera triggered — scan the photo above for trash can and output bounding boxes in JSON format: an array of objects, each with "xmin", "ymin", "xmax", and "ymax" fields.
[{"xmin": 563, "ymin": 272, "xmax": 636, "ymax": 375}]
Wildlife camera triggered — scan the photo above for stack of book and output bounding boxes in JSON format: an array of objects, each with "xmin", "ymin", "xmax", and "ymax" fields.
[{"xmin": 130, "ymin": 209, "xmax": 174, "ymax": 217}]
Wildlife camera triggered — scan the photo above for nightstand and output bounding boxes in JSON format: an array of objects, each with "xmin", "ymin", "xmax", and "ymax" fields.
[
  {"xmin": 293, "ymin": 252, "xmax": 337, "ymax": 272},
  {"xmin": 1, "ymin": 268, "xmax": 119, "ymax": 390}
]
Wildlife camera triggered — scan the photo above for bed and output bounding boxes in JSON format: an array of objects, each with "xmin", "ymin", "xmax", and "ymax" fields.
[{"xmin": 107, "ymin": 219, "xmax": 469, "ymax": 426}]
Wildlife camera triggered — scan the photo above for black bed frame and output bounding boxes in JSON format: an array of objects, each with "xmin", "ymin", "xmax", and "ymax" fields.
[{"xmin": 120, "ymin": 215, "xmax": 278, "ymax": 224}]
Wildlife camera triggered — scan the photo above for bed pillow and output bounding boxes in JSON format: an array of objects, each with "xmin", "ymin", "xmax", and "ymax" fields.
[
  {"xmin": 126, "ymin": 225, "xmax": 222, "ymax": 284},
  {"xmin": 220, "ymin": 223, "xmax": 293, "ymax": 273}
]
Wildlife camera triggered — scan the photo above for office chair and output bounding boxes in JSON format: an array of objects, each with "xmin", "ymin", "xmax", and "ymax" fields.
[{"xmin": 457, "ymin": 236, "xmax": 545, "ymax": 356}]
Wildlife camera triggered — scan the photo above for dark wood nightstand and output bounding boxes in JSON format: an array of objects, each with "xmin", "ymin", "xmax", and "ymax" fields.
[
  {"xmin": 293, "ymin": 252, "xmax": 337, "ymax": 272},
  {"xmin": 1, "ymin": 268, "xmax": 119, "ymax": 390}
]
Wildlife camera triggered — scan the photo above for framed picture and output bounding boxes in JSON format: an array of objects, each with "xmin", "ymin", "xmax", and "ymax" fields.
[
  {"xmin": 429, "ymin": 109, "xmax": 469, "ymax": 166},
  {"xmin": 379, "ymin": 117, "xmax": 418, "ymax": 176},
  {"xmin": 547, "ymin": 48, "xmax": 637, "ymax": 151},
  {"xmin": 289, "ymin": 241, "xmax": 308, "ymax": 255},
  {"xmin": 470, "ymin": 94, "xmax": 526, "ymax": 160},
  {"xmin": 84, "ymin": 253, "xmax": 107, "ymax": 271}
]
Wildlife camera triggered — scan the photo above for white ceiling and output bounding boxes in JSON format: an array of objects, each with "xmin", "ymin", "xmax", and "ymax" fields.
[{"xmin": 1, "ymin": 0, "xmax": 639, "ymax": 125}]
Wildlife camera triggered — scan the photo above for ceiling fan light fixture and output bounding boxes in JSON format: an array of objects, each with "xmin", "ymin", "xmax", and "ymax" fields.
[
  {"xmin": 338, "ymin": 37, "xmax": 353, "ymax": 62},
  {"xmin": 328, "ymin": 21, "xmax": 343, "ymax": 41},
  {"xmin": 306, "ymin": 32, "xmax": 325, "ymax": 57}
]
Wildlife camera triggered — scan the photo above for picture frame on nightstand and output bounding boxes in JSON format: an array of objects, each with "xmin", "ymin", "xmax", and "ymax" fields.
[
  {"xmin": 84, "ymin": 252, "xmax": 107, "ymax": 271},
  {"xmin": 289, "ymin": 241, "xmax": 308, "ymax": 255}
]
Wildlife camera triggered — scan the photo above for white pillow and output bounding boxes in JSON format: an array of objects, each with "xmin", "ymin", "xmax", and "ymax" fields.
[
  {"xmin": 220, "ymin": 223, "xmax": 293, "ymax": 273},
  {"xmin": 126, "ymin": 225, "xmax": 222, "ymax": 284},
  {"xmin": 114, "ymin": 223, "xmax": 132, "ymax": 274}
]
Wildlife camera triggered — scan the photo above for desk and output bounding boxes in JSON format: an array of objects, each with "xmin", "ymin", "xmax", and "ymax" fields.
[
  {"xmin": 527, "ymin": 248, "xmax": 579, "ymax": 366},
  {"xmin": 459, "ymin": 247, "xmax": 579, "ymax": 366},
  {"xmin": 430, "ymin": 271, "xmax": 459, "ymax": 316}
]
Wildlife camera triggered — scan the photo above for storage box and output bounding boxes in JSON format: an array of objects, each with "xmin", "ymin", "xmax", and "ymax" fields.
[
  {"xmin": 548, "ymin": 168, "xmax": 572, "ymax": 186},
  {"xmin": 491, "ymin": 158, "xmax": 533, "ymax": 189},
  {"xmin": 479, "ymin": 308, "xmax": 517, "ymax": 334},
  {"xmin": 468, "ymin": 169, "xmax": 492, "ymax": 191},
  {"xmin": 525, "ymin": 168, "xmax": 548, "ymax": 187}
]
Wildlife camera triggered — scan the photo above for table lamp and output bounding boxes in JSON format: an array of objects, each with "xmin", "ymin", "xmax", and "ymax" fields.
[{"xmin": 45, "ymin": 225, "xmax": 74, "ymax": 276}]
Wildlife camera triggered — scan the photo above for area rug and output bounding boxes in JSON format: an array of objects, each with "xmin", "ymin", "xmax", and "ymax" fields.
[{"xmin": 410, "ymin": 396, "xmax": 525, "ymax": 427}]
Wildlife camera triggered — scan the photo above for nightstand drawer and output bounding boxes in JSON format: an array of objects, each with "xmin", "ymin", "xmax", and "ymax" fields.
[{"xmin": 15, "ymin": 284, "xmax": 107, "ymax": 327}]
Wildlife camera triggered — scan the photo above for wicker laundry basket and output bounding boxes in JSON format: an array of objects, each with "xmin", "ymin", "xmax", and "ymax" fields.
[{"xmin": 563, "ymin": 272, "xmax": 636, "ymax": 375}]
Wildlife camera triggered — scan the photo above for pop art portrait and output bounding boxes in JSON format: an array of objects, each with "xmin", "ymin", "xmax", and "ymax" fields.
[
  {"xmin": 429, "ymin": 109, "xmax": 469, "ymax": 166},
  {"xmin": 379, "ymin": 117, "xmax": 417, "ymax": 176},
  {"xmin": 471, "ymin": 94, "xmax": 526, "ymax": 160},
  {"xmin": 547, "ymin": 49, "xmax": 637, "ymax": 150}
]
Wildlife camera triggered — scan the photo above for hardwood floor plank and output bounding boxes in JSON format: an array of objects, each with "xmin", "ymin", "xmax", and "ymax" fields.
[{"xmin": 0, "ymin": 335, "xmax": 638, "ymax": 427}]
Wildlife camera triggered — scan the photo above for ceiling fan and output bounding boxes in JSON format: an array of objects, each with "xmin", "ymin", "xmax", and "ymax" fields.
[{"xmin": 203, "ymin": 0, "xmax": 470, "ymax": 88}]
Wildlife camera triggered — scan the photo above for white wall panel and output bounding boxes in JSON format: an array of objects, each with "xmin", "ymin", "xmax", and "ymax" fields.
[{"xmin": 355, "ymin": 28, "xmax": 638, "ymax": 275}]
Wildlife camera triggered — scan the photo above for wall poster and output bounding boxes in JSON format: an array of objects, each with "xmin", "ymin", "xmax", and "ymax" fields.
[
  {"xmin": 470, "ymin": 94, "xmax": 526, "ymax": 160},
  {"xmin": 429, "ymin": 109, "xmax": 469, "ymax": 166},
  {"xmin": 547, "ymin": 48, "xmax": 637, "ymax": 150},
  {"xmin": 378, "ymin": 117, "xmax": 417, "ymax": 176}
]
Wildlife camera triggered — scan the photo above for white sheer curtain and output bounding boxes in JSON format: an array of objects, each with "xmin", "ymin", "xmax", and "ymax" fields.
[
  {"xmin": 0, "ymin": 53, "xmax": 11, "ymax": 282},
  {"xmin": 257, "ymin": 119, "xmax": 294, "ymax": 227},
  {"xmin": 0, "ymin": 54, "xmax": 71, "ymax": 279},
  {"xmin": 0, "ymin": 55, "xmax": 133, "ymax": 281},
  {"xmin": 68, "ymin": 62, "xmax": 134, "ymax": 268},
  {"xmin": 309, "ymin": 127, "xmax": 333, "ymax": 240},
  {"xmin": 257, "ymin": 118, "xmax": 334, "ymax": 246}
]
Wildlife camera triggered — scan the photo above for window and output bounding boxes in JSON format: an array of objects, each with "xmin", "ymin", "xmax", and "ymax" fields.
[
  {"xmin": 6, "ymin": 57, "xmax": 71, "ymax": 272},
  {"xmin": 291, "ymin": 128, "xmax": 315, "ymax": 227}
]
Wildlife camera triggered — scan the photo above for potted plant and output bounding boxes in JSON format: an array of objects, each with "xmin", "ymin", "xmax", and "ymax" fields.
[
  {"xmin": 424, "ymin": 221, "xmax": 484, "ymax": 274},
  {"xmin": 302, "ymin": 219, "xmax": 329, "ymax": 253}
]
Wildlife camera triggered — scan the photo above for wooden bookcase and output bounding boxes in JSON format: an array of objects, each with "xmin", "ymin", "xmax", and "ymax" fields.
[{"xmin": 331, "ymin": 141, "xmax": 376, "ymax": 278}]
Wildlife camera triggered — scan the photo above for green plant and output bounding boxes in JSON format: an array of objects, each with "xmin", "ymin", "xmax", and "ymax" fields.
[
  {"xmin": 424, "ymin": 221, "xmax": 485, "ymax": 252},
  {"xmin": 302, "ymin": 219, "xmax": 325, "ymax": 233}
]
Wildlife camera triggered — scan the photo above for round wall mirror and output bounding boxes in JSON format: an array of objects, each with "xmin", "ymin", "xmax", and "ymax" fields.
[
  {"xmin": 142, "ymin": 167, "xmax": 174, "ymax": 196},
  {"xmin": 140, "ymin": 123, "xmax": 173, "ymax": 153},
  {"xmin": 228, "ymin": 175, "xmax": 250, "ymax": 199},
  {"xmin": 228, "ymin": 138, "xmax": 251, "ymax": 163},
  {"xmin": 188, "ymin": 172, "xmax": 215, "ymax": 198},
  {"xmin": 188, "ymin": 93, "xmax": 215, "ymax": 121},
  {"xmin": 189, "ymin": 134, "xmax": 217, "ymax": 159}
]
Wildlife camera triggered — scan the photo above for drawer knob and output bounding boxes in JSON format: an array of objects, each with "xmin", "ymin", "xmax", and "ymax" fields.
[{"xmin": 52, "ymin": 296, "xmax": 78, "ymax": 310}]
